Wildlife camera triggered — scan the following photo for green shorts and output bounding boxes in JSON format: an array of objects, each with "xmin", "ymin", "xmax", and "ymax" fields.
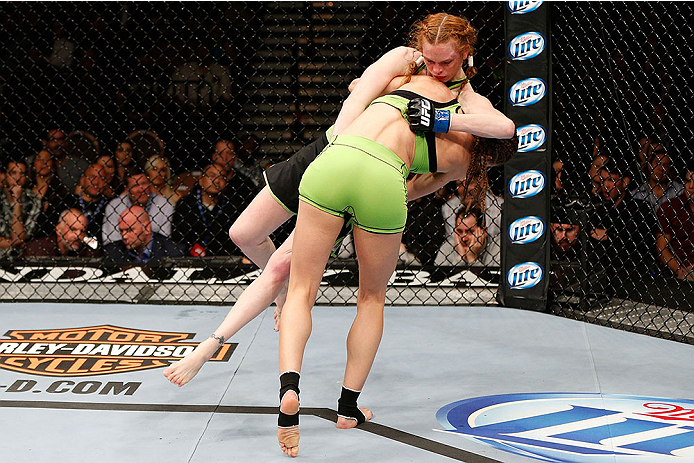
[{"xmin": 298, "ymin": 135, "xmax": 409, "ymax": 234}]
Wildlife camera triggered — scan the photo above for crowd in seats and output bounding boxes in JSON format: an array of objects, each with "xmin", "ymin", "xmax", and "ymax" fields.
[
  {"xmin": 0, "ymin": 4, "xmax": 508, "ymax": 273},
  {"xmin": 1, "ymin": 124, "xmax": 509, "ymax": 272},
  {"xmin": 0, "ymin": 128, "xmax": 264, "ymax": 267},
  {"xmin": 3, "ymin": 9, "xmax": 682, "ymax": 277},
  {"xmin": 552, "ymin": 132, "xmax": 694, "ymax": 282},
  {"xmin": 7, "ymin": 121, "xmax": 692, "ymax": 285}
]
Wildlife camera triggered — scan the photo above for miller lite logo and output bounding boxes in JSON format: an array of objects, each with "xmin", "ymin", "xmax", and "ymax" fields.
[
  {"xmin": 509, "ymin": 216, "xmax": 545, "ymax": 244},
  {"xmin": 0, "ymin": 325, "xmax": 235, "ymax": 377},
  {"xmin": 438, "ymin": 393, "xmax": 694, "ymax": 463},
  {"xmin": 517, "ymin": 123, "xmax": 546, "ymax": 152},
  {"xmin": 509, "ymin": 78, "xmax": 546, "ymax": 106},
  {"xmin": 508, "ymin": 170, "xmax": 545, "ymax": 198},
  {"xmin": 509, "ymin": 32, "xmax": 546, "ymax": 60},
  {"xmin": 507, "ymin": 1, "xmax": 543, "ymax": 14},
  {"xmin": 506, "ymin": 262, "xmax": 543, "ymax": 289}
]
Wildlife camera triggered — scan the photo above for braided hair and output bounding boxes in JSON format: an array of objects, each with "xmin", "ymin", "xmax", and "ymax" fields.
[
  {"xmin": 403, "ymin": 13, "xmax": 478, "ymax": 94},
  {"xmin": 461, "ymin": 135, "xmax": 518, "ymax": 212}
]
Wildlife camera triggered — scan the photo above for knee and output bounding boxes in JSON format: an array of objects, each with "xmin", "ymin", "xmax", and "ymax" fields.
[
  {"xmin": 228, "ymin": 219, "xmax": 255, "ymax": 250},
  {"xmin": 265, "ymin": 250, "xmax": 292, "ymax": 284}
]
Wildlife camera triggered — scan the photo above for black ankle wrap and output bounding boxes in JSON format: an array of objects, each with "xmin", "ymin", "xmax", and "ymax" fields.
[
  {"xmin": 337, "ymin": 386, "xmax": 366, "ymax": 425},
  {"xmin": 278, "ymin": 371, "xmax": 300, "ymax": 428}
]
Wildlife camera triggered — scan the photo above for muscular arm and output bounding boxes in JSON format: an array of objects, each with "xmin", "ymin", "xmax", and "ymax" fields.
[
  {"xmin": 447, "ymin": 84, "xmax": 516, "ymax": 139},
  {"xmin": 407, "ymin": 170, "xmax": 462, "ymax": 201},
  {"xmin": 333, "ymin": 47, "xmax": 421, "ymax": 134}
]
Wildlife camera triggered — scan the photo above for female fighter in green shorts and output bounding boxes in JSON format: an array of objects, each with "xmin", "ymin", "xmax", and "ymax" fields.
[
  {"xmin": 164, "ymin": 15, "xmax": 515, "ymax": 426},
  {"xmin": 275, "ymin": 63, "xmax": 516, "ymax": 458}
]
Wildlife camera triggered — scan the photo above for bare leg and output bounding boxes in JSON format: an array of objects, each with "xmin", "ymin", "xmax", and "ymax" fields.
[
  {"xmin": 163, "ymin": 233, "xmax": 294, "ymax": 387},
  {"xmin": 229, "ymin": 186, "xmax": 293, "ymax": 269},
  {"xmin": 336, "ymin": 226, "xmax": 401, "ymax": 429},
  {"xmin": 277, "ymin": 201, "xmax": 344, "ymax": 457},
  {"xmin": 273, "ymin": 281, "xmax": 288, "ymax": 332}
]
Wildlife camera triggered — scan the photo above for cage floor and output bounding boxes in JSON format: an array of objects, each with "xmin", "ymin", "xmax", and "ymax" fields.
[{"xmin": 1, "ymin": 302, "xmax": 693, "ymax": 463}]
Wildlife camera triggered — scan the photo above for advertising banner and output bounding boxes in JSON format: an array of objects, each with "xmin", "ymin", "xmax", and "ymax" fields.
[{"xmin": 500, "ymin": 1, "xmax": 551, "ymax": 310}]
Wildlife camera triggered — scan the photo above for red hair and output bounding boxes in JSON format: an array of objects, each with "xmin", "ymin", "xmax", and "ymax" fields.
[{"xmin": 406, "ymin": 13, "xmax": 478, "ymax": 86}]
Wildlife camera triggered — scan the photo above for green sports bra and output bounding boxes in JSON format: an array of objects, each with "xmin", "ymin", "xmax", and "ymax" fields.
[{"xmin": 371, "ymin": 89, "xmax": 461, "ymax": 173}]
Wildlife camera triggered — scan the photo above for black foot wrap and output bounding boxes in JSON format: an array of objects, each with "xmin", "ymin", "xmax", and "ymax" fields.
[
  {"xmin": 337, "ymin": 386, "xmax": 366, "ymax": 425},
  {"xmin": 278, "ymin": 371, "xmax": 300, "ymax": 428}
]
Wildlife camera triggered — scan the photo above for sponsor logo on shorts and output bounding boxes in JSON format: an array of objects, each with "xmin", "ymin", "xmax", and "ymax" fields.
[
  {"xmin": 509, "ymin": 78, "xmax": 546, "ymax": 106},
  {"xmin": 509, "ymin": 216, "xmax": 545, "ymax": 244},
  {"xmin": 508, "ymin": 170, "xmax": 546, "ymax": 198},
  {"xmin": 517, "ymin": 123, "xmax": 546, "ymax": 152},
  {"xmin": 509, "ymin": 32, "xmax": 546, "ymax": 60},
  {"xmin": 438, "ymin": 393, "xmax": 694, "ymax": 462},
  {"xmin": 506, "ymin": 262, "xmax": 543, "ymax": 289},
  {"xmin": 507, "ymin": 0, "xmax": 543, "ymax": 14},
  {"xmin": 0, "ymin": 325, "xmax": 235, "ymax": 377}
]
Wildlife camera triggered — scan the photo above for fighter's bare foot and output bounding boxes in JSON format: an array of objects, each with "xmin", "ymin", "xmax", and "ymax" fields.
[
  {"xmin": 336, "ymin": 407, "xmax": 373, "ymax": 429},
  {"xmin": 163, "ymin": 338, "xmax": 219, "ymax": 387},
  {"xmin": 277, "ymin": 390, "xmax": 300, "ymax": 457},
  {"xmin": 277, "ymin": 426, "xmax": 299, "ymax": 457}
]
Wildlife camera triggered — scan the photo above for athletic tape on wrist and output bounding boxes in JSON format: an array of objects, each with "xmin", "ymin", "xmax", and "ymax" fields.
[{"xmin": 433, "ymin": 109, "xmax": 451, "ymax": 133}]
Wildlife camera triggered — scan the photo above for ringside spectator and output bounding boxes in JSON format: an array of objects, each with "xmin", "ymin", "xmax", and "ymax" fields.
[
  {"xmin": 434, "ymin": 206, "xmax": 499, "ymax": 267},
  {"xmin": 102, "ymin": 168, "xmax": 174, "ymax": 245},
  {"xmin": 103, "ymin": 205, "xmax": 182, "ymax": 265},
  {"xmin": 46, "ymin": 163, "xmax": 110, "ymax": 248},
  {"xmin": 591, "ymin": 165, "xmax": 655, "ymax": 263},
  {"xmin": 32, "ymin": 148, "xmax": 67, "ymax": 210},
  {"xmin": 145, "ymin": 154, "xmax": 182, "ymax": 206},
  {"xmin": 22, "ymin": 208, "xmax": 101, "ymax": 257},
  {"xmin": 0, "ymin": 159, "xmax": 42, "ymax": 258},
  {"xmin": 656, "ymin": 169, "xmax": 694, "ymax": 280},
  {"xmin": 172, "ymin": 163, "xmax": 254, "ymax": 256},
  {"xmin": 47, "ymin": 128, "xmax": 90, "ymax": 195},
  {"xmin": 631, "ymin": 149, "xmax": 682, "ymax": 208}
]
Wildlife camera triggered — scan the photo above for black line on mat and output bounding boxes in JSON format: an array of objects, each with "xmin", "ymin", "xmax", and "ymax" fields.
[{"xmin": 0, "ymin": 400, "xmax": 501, "ymax": 463}]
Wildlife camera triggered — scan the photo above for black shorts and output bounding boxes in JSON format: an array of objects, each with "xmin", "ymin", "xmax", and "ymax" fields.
[{"xmin": 264, "ymin": 133, "xmax": 329, "ymax": 215}]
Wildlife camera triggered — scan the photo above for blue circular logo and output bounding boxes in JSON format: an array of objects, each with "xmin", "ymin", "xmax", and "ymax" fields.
[
  {"xmin": 509, "ymin": 78, "xmax": 547, "ymax": 107},
  {"xmin": 437, "ymin": 393, "xmax": 694, "ymax": 462},
  {"xmin": 508, "ymin": 170, "xmax": 546, "ymax": 199},
  {"xmin": 506, "ymin": 262, "xmax": 543, "ymax": 289},
  {"xmin": 507, "ymin": 1, "xmax": 544, "ymax": 14}
]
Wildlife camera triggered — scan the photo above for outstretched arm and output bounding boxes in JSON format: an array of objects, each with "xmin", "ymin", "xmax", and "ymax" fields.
[
  {"xmin": 333, "ymin": 47, "xmax": 421, "ymax": 135},
  {"xmin": 449, "ymin": 84, "xmax": 516, "ymax": 138},
  {"xmin": 408, "ymin": 83, "xmax": 516, "ymax": 139},
  {"xmin": 407, "ymin": 169, "xmax": 465, "ymax": 201}
]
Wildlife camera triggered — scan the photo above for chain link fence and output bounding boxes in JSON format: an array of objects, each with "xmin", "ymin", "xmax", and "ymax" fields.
[
  {"xmin": 0, "ymin": 2, "xmax": 506, "ymax": 306},
  {"xmin": 5, "ymin": 2, "xmax": 692, "ymax": 346},
  {"xmin": 551, "ymin": 2, "xmax": 694, "ymax": 343}
]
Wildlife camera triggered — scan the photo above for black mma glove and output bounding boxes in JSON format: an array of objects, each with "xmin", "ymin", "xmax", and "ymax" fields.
[{"xmin": 407, "ymin": 97, "xmax": 451, "ymax": 133}]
